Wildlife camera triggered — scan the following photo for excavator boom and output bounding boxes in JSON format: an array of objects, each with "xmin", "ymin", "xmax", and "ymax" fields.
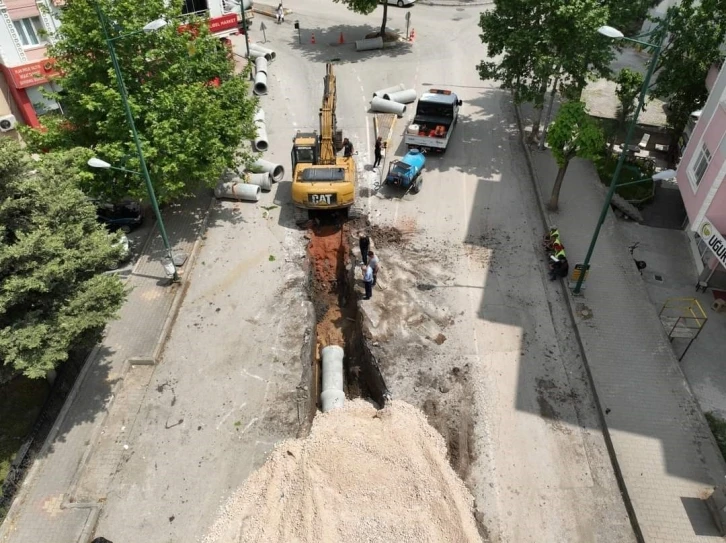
[{"xmin": 318, "ymin": 63, "xmax": 337, "ymax": 165}]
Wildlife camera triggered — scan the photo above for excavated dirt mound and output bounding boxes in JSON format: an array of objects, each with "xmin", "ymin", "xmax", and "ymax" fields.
[{"xmin": 203, "ymin": 399, "xmax": 482, "ymax": 543}]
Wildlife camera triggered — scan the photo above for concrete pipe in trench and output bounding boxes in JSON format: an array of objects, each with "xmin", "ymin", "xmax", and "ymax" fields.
[
  {"xmin": 252, "ymin": 159, "xmax": 285, "ymax": 182},
  {"xmin": 245, "ymin": 172, "xmax": 272, "ymax": 192},
  {"xmin": 372, "ymin": 83, "xmax": 405, "ymax": 98},
  {"xmin": 214, "ymin": 181, "xmax": 261, "ymax": 202},
  {"xmin": 383, "ymin": 88, "xmax": 417, "ymax": 104},
  {"xmin": 320, "ymin": 345, "xmax": 345, "ymax": 413},
  {"xmin": 370, "ymin": 96, "xmax": 406, "ymax": 116}
]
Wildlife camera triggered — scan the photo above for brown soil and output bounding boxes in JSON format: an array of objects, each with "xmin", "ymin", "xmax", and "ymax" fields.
[
  {"xmin": 367, "ymin": 224, "xmax": 410, "ymax": 248},
  {"xmin": 364, "ymin": 30, "xmax": 402, "ymax": 43}
]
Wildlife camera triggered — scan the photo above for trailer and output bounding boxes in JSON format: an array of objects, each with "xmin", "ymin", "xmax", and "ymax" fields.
[{"xmin": 404, "ymin": 89, "xmax": 462, "ymax": 153}]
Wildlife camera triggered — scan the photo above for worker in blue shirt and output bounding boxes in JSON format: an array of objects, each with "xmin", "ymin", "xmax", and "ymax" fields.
[{"xmin": 362, "ymin": 263, "xmax": 374, "ymax": 300}]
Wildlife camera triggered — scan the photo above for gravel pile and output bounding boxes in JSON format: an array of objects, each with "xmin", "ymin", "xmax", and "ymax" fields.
[{"xmin": 203, "ymin": 399, "xmax": 482, "ymax": 543}]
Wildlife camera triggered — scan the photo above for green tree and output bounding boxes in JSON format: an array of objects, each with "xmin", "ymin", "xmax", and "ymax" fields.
[
  {"xmin": 651, "ymin": 0, "xmax": 726, "ymax": 136},
  {"xmin": 609, "ymin": 68, "xmax": 644, "ymax": 154},
  {"xmin": 332, "ymin": 0, "xmax": 390, "ymax": 38},
  {"xmin": 22, "ymin": 0, "xmax": 257, "ymax": 204},
  {"xmin": 0, "ymin": 141, "xmax": 127, "ymax": 379},
  {"xmin": 478, "ymin": 0, "xmax": 613, "ymax": 139},
  {"xmin": 546, "ymin": 101, "xmax": 605, "ymax": 211}
]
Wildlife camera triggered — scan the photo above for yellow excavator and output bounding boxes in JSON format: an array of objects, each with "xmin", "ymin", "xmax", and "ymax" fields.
[{"xmin": 291, "ymin": 63, "xmax": 357, "ymax": 223}]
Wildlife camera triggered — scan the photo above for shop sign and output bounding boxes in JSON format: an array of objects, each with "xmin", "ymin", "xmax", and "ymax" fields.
[
  {"xmin": 698, "ymin": 219, "xmax": 726, "ymax": 268},
  {"xmin": 208, "ymin": 13, "xmax": 239, "ymax": 33},
  {"xmin": 8, "ymin": 59, "xmax": 59, "ymax": 89}
]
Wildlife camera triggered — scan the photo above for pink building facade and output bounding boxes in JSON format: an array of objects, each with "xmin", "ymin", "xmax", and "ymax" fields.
[{"xmin": 676, "ymin": 62, "xmax": 726, "ymax": 289}]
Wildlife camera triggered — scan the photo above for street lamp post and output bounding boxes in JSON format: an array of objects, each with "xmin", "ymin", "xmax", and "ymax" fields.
[
  {"xmin": 91, "ymin": 2, "xmax": 179, "ymax": 282},
  {"xmin": 572, "ymin": 19, "xmax": 670, "ymax": 294}
]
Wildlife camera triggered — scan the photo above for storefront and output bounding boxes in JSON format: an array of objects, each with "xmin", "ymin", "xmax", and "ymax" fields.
[
  {"xmin": 0, "ymin": 58, "xmax": 60, "ymax": 128},
  {"xmin": 691, "ymin": 218, "xmax": 726, "ymax": 290}
]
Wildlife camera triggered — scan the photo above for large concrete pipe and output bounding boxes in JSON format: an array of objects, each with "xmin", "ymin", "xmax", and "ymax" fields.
[
  {"xmin": 370, "ymin": 96, "xmax": 406, "ymax": 116},
  {"xmin": 355, "ymin": 37, "xmax": 383, "ymax": 52},
  {"xmin": 372, "ymin": 83, "xmax": 405, "ymax": 98},
  {"xmin": 383, "ymin": 88, "xmax": 417, "ymax": 104},
  {"xmin": 249, "ymin": 43, "xmax": 276, "ymax": 61},
  {"xmin": 252, "ymin": 159, "xmax": 285, "ymax": 182},
  {"xmin": 255, "ymin": 56, "xmax": 268, "ymax": 75},
  {"xmin": 246, "ymin": 48, "xmax": 271, "ymax": 61},
  {"xmin": 245, "ymin": 172, "xmax": 272, "ymax": 192},
  {"xmin": 254, "ymin": 121, "xmax": 269, "ymax": 151},
  {"xmin": 320, "ymin": 345, "xmax": 345, "ymax": 413},
  {"xmin": 254, "ymin": 70, "xmax": 268, "ymax": 95},
  {"xmin": 214, "ymin": 181, "xmax": 261, "ymax": 202},
  {"xmin": 254, "ymin": 108, "xmax": 265, "ymax": 123}
]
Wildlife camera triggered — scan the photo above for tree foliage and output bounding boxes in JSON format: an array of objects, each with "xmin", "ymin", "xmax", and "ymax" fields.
[
  {"xmin": 652, "ymin": 0, "xmax": 726, "ymax": 136},
  {"xmin": 0, "ymin": 141, "xmax": 127, "ymax": 379},
  {"xmin": 546, "ymin": 101, "xmax": 605, "ymax": 210},
  {"xmin": 478, "ymin": 0, "xmax": 616, "ymax": 105},
  {"xmin": 609, "ymin": 67, "xmax": 644, "ymax": 153},
  {"xmin": 22, "ymin": 0, "xmax": 258, "ymax": 204},
  {"xmin": 331, "ymin": 0, "xmax": 390, "ymax": 37}
]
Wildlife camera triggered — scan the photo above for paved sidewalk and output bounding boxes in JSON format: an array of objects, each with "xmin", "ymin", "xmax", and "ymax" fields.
[
  {"xmin": 0, "ymin": 194, "xmax": 211, "ymax": 543},
  {"xmin": 516, "ymin": 105, "xmax": 726, "ymax": 542}
]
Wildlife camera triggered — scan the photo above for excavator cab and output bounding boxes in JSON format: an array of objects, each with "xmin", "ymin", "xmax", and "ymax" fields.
[{"xmin": 291, "ymin": 131, "xmax": 320, "ymax": 172}]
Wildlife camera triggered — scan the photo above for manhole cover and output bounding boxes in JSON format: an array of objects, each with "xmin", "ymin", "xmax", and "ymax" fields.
[{"xmin": 654, "ymin": 275, "xmax": 663, "ymax": 282}]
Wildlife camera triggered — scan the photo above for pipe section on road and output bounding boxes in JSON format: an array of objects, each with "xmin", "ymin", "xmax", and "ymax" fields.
[
  {"xmin": 320, "ymin": 345, "xmax": 345, "ymax": 413},
  {"xmin": 252, "ymin": 159, "xmax": 285, "ymax": 182},
  {"xmin": 373, "ymin": 83, "xmax": 405, "ymax": 98},
  {"xmin": 254, "ymin": 117, "xmax": 269, "ymax": 151},
  {"xmin": 383, "ymin": 88, "xmax": 417, "ymax": 104},
  {"xmin": 214, "ymin": 181, "xmax": 261, "ymax": 202},
  {"xmin": 254, "ymin": 70, "xmax": 268, "ymax": 95},
  {"xmin": 245, "ymin": 172, "xmax": 272, "ymax": 191},
  {"xmin": 249, "ymin": 43, "xmax": 276, "ymax": 61},
  {"xmin": 355, "ymin": 37, "xmax": 383, "ymax": 52},
  {"xmin": 370, "ymin": 96, "xmax": 406, "ymax": 116}
]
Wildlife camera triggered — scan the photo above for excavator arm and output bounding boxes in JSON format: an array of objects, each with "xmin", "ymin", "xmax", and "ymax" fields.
[{"xmin": 318, "ymin": 63, "xmax": 337, "ymax": 165}]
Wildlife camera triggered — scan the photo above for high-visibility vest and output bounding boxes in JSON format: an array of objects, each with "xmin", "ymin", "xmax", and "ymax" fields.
[{"xmin": 554, "ymin": 247, "xmax": 566, "ymax": 259}]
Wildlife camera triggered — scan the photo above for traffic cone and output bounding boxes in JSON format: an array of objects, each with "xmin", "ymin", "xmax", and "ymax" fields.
[
  {"xmin": 339, "ymin": 31, "xmax": 345, "ymax": 44},
  {"xmin": 409, "ymin": 28, "xmax": 415, "ymax": 42},
  {"xmin": 311, "ymin": 33, "xmax": 316, "ymax": 44}
]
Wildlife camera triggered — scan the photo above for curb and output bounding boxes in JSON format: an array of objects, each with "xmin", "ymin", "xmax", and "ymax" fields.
[
  {"xmin": 419, "ymin": 0, "xmax": 493, "ymax": 5},
  {"xmin": 512, "ymin": 101, "xmax": 645, "ymax": 543},
  {"xmin": 0, "ymin": 196, "xmax": 216, "ymax": 543}
]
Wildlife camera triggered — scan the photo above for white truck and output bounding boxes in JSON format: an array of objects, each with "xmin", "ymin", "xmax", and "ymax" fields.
[{"xmin": 404, "ymin": 89, "xmax": 462, "ymax": 153}]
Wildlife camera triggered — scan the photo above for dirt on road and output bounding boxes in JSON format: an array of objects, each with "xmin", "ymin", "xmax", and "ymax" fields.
[{"xmin": 202, "ymin": 399, "xmax": 482, "ymax": 543}]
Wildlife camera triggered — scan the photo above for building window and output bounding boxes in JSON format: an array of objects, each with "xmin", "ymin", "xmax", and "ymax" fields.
[
  {"xmin": 690, "ymin": 143, "xmax": 712, "ymax": 189},
  {"xmin": 13, "ymin": 17, "xmax": 46, "ymax": 48}
]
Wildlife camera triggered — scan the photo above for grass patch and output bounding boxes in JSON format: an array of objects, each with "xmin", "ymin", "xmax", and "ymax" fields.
[
  {"xmin": 594, "ymin": 155, "xmax": 654, "ymax": 203},
  {"xmin": 706, "ymin": 411, "xmax": 726, "ymax": 461},
  {"xmin": 0, "ymin": 377, "xmax": 49, "ymax": 485}
]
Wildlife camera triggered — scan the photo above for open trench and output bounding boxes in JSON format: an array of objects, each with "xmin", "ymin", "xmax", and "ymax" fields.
[{"xmin": 304, "ymin": 215, "xmax": 389, "ymax": 425}]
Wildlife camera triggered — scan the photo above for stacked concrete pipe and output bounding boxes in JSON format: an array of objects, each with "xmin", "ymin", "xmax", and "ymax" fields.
[
  {"xmin": 320, "ymin": 345, "xmax": 345, "ymax": 413},
  {"xmin": 370, "ymin": 96, "xmax": 406, "ymax": 116},
  {"xmin": 253, "ymin": 108, "xmax": 268, "ymax": 151},
  {"xmin": 373, "ymin": 83, "xmax": 404, "ymax": 98},
  {"xmin": 252, "ymin": 159, "xmax": 285, "ymax": 182},
  {"xmin": 249, "ymin": 43, "xmax": 276, "ymax": 61},
  {"xmin": 254, "ymin": 56, "xmax": 268, "ymax": 96},
  {"xmin": 383, "ymin": 89, "xmax": 417, "ymax": 104},
  {"xmin": 245, "ymin": 172, "xmax": 272, "ymax": 191}
]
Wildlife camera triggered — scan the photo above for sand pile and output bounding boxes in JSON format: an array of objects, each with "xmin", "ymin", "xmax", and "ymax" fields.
[{"xmin": 203, "ymin": 399, "xmax": 482, "ymax": 543}]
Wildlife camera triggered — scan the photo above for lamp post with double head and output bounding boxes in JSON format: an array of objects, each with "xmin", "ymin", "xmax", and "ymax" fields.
[
  {"xmin": 91, "ymin": 2, "xmax": 179, "ymax": 282},
  {"xmin": 572, "ymin": 18, "xmax": 671, "ymax": 295}
]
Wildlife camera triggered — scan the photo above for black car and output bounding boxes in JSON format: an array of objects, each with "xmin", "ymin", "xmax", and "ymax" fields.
[{"xmin": 96, "ymin": 201, "xmax": 143, "ymax": 233}]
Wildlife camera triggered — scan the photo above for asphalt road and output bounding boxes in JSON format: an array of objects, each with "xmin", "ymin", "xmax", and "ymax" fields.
[{"xmin": 94, "ymin": 1, "xmax": 635, "ymax": 541}]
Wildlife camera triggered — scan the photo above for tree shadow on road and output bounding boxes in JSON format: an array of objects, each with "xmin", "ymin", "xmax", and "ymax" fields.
[{"xmin": 288, "ymin": 23, "xmax": 412, "ymax": 64}]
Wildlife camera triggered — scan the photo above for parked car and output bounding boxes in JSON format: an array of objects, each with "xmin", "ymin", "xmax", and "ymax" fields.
[
  {"xmin": 107, "ymin": 233, "xmax": 132, "ymax": 271},
  {"xmin": 95, "ymin": 201, "xmax": 143, "ymax": 233},
  {"xmin": 380, "ymin": 0, "xmax": 416, "ymax": 6}
]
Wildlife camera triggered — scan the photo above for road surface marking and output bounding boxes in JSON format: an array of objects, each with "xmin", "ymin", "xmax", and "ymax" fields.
[{"xmin": 216, "ymin": 402, "xmax": 247, "ymax": 430}]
